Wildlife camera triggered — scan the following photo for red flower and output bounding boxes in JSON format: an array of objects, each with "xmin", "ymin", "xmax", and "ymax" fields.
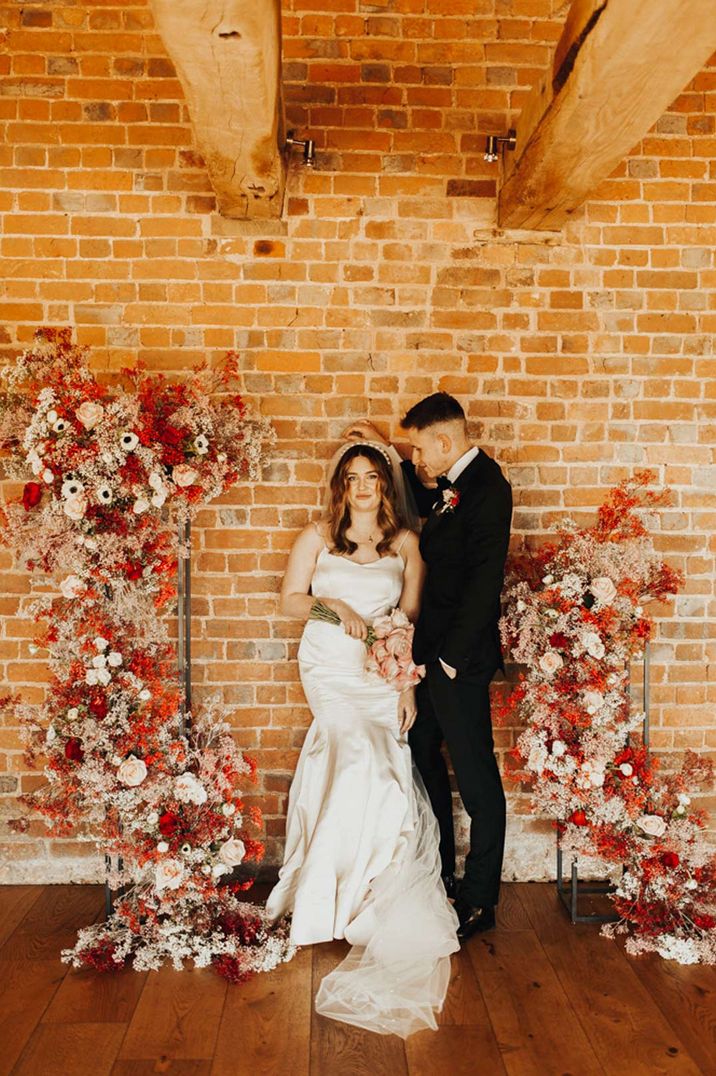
[
  {"xmin": 548, "ymin": 632, "xmax": 569, "ymax": 650},
  {"xmin": 693, "ymin": 914, "xmax": 716, "ymax": 931},
  {"xmin": 570, "ymin": 809, "xmax": 588, "ymax": 826},
  {"xmin": 22, "ymin": 482, "xmax": 43, "ymax": 510},
  {"xmin": 89, "ymin": 694, "xmax": 108, "ymax": 720},
  {"xmin": 661, "ymin": 851, "xmax": 680, "ymax": 869},
  {"xmin": 64, "ymin": 737, "xmax": 84, "ymax": 762},
  {"xmin": 125, "ymin": 563, "xmax": 143, "ymax": 581},
  {"xmin": 159, "ymin": 811, "xmax": 181, "ymax": 837}
]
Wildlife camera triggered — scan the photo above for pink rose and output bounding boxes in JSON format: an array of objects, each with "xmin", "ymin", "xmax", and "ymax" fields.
[
  {"xmin": 385, "ymin": 631, "xmax": 413, "ymax": 661},
  {"xmin": 371, "ymin": 615, "xmax": 393, "ymax": 639},
  {"xmin": 637, "ymin": 814, "xmax": 667, "ymax": 838}
]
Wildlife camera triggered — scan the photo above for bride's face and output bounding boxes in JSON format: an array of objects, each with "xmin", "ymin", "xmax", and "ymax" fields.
[{"xmin": 344, "ymin": 456, "xmax": 381, "ymax": 514}]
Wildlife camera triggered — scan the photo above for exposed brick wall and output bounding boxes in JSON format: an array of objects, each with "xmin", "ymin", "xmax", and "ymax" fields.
[{"xmin": 0, "ymin": 0, "xmax": 714, "ymax": 883}]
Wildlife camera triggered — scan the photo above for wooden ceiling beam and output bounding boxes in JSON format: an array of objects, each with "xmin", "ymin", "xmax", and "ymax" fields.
[
  {"xmin": 149, "ymin": 0, "xmax": 285, "ymax": 219},
  {"xmin": 498, "ymin": 0, "xmax": 716, "ymax": 231}
]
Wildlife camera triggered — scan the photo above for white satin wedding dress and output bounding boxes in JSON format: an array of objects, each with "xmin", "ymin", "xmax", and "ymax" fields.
[{"xmin": 266, "ymin": 536, "xmax": 459, "ymax": 1038}]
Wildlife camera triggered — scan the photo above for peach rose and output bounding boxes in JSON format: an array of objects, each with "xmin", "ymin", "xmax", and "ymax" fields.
[
  {"xmin": 539, "ymin": 651, "xmax": 563, "ymax": 677},
  {"xmin": 117, "ymin": 756, "xmax": 147, "ymax": 787},
  {"xmin": 63, "ymin": 493, "xmax": 87, "ymax": 521},
  {"xmin": 218, "ymin": 838, "xmax": 246, "ymax": 866},
  {"xmin": 590, "ymin": 576, "xmax": 617, "ymax": 605},
  {"xmin": 172, "ymin": 464, "xmax": 198, "ymax": 488},
  {"xmin": 60, "ymin": 574, "xmax": 84, "ymax": 599},
  {"xmin": 637, "ymin": 814, "xmax": 667, "ymax": 838},
  {"xmin": 76, "ymin": 401, "xmax": 104, "ymax": 430},
  {"xmin": 155, "ymin": 858, "xmax": 185, "ymax": 892}
]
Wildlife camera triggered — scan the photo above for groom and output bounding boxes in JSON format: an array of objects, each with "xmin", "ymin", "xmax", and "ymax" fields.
[{"xmin": 347, "ymin": 394, "xmax": 512, "ymax": 939}]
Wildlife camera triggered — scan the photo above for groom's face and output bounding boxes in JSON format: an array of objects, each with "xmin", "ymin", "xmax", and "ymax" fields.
[{"xmin": 406, "ymin": 426, "xmax": 448, "ymax": 479}]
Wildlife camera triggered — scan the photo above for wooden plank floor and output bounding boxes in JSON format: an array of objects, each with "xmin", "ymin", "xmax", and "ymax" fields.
[{"xmin": 0, "ymin": 884, "xmax": 714, "ymax": 1076}]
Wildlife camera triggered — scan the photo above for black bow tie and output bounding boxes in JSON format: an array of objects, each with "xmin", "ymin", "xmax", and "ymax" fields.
[{"xmin": 436, "ymin": 475, "xmax": 451, "ymax": 491}]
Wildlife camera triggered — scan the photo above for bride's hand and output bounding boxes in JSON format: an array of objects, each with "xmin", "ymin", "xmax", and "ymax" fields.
[
  {"xmin": 342, "ymin": 420, "xmax": 388, "ymax": 446},
  {"xmin": 398, "ymin": 686, "xmax": 417, "ymax": 734},
  {"xmin": 331, "ymin": 599, "xmax": 369, "ymax": 640}
]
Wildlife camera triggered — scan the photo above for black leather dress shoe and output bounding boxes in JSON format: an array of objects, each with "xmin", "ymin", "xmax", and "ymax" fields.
[
  {"xmin": 455, "ymin": 899, "xmax": 496, "ymax": 941},
  {"xmin": 441, "ymin": 873, "xmax": 457, "ymax": 902}
]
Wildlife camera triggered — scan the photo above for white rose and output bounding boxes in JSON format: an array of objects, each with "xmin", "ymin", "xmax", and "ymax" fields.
[
  {"xmin": 157, "ymin": 840, "xmax": 169, "ymax": 853},
  {"xmin": 76, "ymin": 401, "xmax": 104, "ymax": 429},
  {"xmin": 42, "ymin": 467, "xmax": 54, "ymax": 484},
  {"xmin": 539, "ymin": 651, "xmax": 563, "ymax": 677},
  {"xmin": 516, "ymin": 599, "xmax": 526, "ymax": 613},
  {"xmin": 63, "ymin": 493, "xmax": 87, "ymax": 521},
  {"xmin": 148, "ymin": 471, "xmax": 164, "ymax": 492},
  {"xmin": 551, "ymin": 740, "xmax": 567, "ymax": 757},
  {"xmin": 107, "ymin": 651, "xmax": 122, "ymax": 667},
  {"xmin": 47, "ymin": 409, "xmax": 58, "ymax": 424},
  {"xmin": 212, "ymin": 863, "xmax": 229, "ymax": 878},
  {"xmin": 98, "ymin": 668, "xmax": 111, "ymax": 686},
  {"xmin": 117, "ymin": 756, "xmax": 147, "ymax": 787},
  {"xmin": 172, "ymin": 464, "xmax": 199, "ymax": 488},
  {"xmin": 133, "ymin": 497, "xmax": 150, "ymax": 515},
  {"xmin": 46, "ymin": 726, "xmax": 57, "ymax": 744},
  {"xmin": 67, "ymin": 707, "xmax": 78, "ymax": 720},
  {"xmin": 30, "ymin": 454, "xmax": 43, "ymax": 476},
  {"xmin": 147, "ymin": 812, "xmax": 159, "ymax": 825},
  {"xmin": 222, "ymin": 802, "xmax": 236, "ymax": 816},
  {"xmin": 218, "ymin": 838, "xmax": 246, "ymax": 866},
  {"xmin": 590, "ymin": 770, "xmax": 605, "ymax": 788},
  {"xmin": 583, "ymin": 632, "xmax": 605, "ymax": 660},
  {"xmin": 139, "ymin": 688, "xmax": 151, "ymax": 701},
  {"xmin": 94, "ymin": 636, "xmax": 109, "ymax": 652},
  {"xmin": 60, "ymin": 574, "xmax": 84, "ymax": 599},
  {"xmin": 92, "ymin": 653, "xmax": 107, "ymax": 668},
  {"xmin": 590, "ymin": 576, "xmax": 617, "ymax": 605},
  {"xmin": 151, "ymin": 491, "xmax": 166, "ymax": 509},
  {"xmin": 175, "ymin": 772, "xmax": 208, "ymax": 805},
  {"xmin": 85, "ymin": 668, "xmax": 98, "ymax": 686},
  {"xmin": 542, "ymin": 575, "xmax": 554, "ymax": 585},
  {"xmin": 155, "ymin": 859, "xmax": 185, "ymax": 891},
  {"xmin": 619, "ymin": 763, "xmax": 633, "ymax": 777},
  {"xmin": 685, "ymin": 879, "xmax": 698, "ymax": 890},
  {"xmin": 678, "ymin": 793, "xmax": 691, "ymax": 806},
  {"xmin": 637, "ymin": 814, "xmax": 667, "ymax": 838}
]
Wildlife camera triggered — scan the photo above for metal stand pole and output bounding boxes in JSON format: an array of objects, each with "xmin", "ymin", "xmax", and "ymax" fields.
[{"xmin": 556, "ymin": 643, "xmax": 650, "ymax": 924}]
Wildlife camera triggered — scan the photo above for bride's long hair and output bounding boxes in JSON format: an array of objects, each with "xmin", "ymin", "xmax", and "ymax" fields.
[{"xmin": 327, "ymin": 444, "xmax": 401, "ymax": 558}]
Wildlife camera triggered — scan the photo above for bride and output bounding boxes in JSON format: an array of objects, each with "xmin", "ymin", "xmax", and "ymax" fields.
[{"xmin": 266, "ymin": 440, "xmax": 459, "ymax": 1038}]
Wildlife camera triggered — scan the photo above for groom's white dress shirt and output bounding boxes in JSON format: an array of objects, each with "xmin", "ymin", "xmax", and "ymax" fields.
[{"xmin": 439, "ymin": 447, "xmax": 479, "ymax": 679}]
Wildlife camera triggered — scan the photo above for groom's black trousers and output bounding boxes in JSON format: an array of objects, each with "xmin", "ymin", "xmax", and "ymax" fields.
[{"xmin": 410, "ymin": 662, "xmax": 506, "ymax": 908}]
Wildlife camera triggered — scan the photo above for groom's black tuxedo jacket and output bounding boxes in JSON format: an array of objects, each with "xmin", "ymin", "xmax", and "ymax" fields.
[{"xmin": 402, "ymin": 450, "xmax": 512, "ymax": 683}]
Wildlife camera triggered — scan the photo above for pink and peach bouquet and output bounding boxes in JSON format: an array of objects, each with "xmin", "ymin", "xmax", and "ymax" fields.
[
  {"xmin": 308, "ymin": 602, "xmax": 425, "ymax": 690},
  {"xmin": 365, "ymin": 608, "xmax": 425, "ymax": 690}
]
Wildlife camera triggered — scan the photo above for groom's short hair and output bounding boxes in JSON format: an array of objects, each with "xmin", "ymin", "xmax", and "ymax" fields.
[{"xmin": 401, "ymin": 392, "xmax": 466, "ymax": 431}]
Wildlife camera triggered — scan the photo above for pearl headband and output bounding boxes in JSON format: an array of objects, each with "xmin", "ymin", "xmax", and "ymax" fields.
[{"xmin": 335, "ymin": 440, "xmax": 394, "ymax": 467}]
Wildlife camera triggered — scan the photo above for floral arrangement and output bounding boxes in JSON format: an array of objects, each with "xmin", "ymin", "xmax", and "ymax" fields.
[
  {"xmin": 437, "ymin": 485, "xmax": 460, "ymax": 515},
  {"xmin": 0, "ymin": 328, "xmax": 295, "ymax": 979},
  {"xmin": 309, "ymin": 602, "xmax": 425, "ymax": 690},
  {"xmin": 498, "ymin": 473, "xmax": 716, "ymax": 965}
]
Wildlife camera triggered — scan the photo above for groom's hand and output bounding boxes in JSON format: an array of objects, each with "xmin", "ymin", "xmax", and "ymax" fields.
[{"xmin": 342, "ymin": 420, "xmax": 388, "ymax": 446}]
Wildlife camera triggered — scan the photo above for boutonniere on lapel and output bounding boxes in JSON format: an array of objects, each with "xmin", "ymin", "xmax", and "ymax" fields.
[{"xmin": 437, "ymin": 485, "xmax": 461, "ymax": 515}]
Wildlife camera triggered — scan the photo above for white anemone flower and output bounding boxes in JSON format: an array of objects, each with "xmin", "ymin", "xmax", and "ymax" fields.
[{"xmin": 120, "ymin": 431, "xmax": 139, "ymax": 451}]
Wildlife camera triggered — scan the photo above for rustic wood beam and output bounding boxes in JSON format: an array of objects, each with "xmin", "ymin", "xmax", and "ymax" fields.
[
  {"xmin": 149, "ymin": 0, "xmax": 285, "ymax": 219},
  {"xmin": 498, "ymin": 0, "xmax": 716, "ymax": 231}
]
